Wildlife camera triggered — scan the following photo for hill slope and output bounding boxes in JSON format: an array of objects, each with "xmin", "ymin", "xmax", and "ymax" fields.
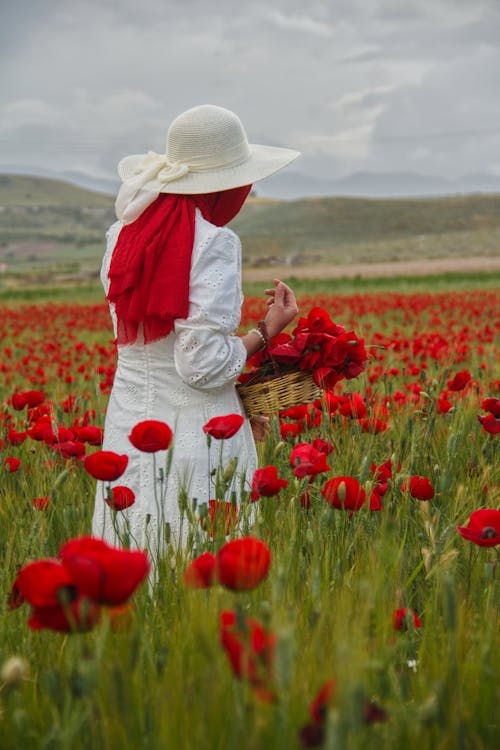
[
  {"xmin": 1, "ymin": 174, "xmax": 499, "ymax": 275},
  {"xmin": 0, "ymin": 174, "xmax": 113, "ymax": 208}
]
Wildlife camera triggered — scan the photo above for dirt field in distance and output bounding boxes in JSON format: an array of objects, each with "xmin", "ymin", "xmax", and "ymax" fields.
[{"xmin": 242, "ymin": 255, "xmax": 500, "ymax": 282}]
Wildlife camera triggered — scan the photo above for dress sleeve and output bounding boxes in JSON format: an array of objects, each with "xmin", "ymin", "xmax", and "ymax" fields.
[
  {"xmin": 101, "ymin": 221, "xmax": 123, "ymax": 338},
  {"xmin": 173, "ymin": 226, "xmax": 247, "ymax": 390}
]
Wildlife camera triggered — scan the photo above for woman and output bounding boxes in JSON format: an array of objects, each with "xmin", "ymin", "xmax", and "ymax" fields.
[{"xmin": 92, "ymin": 104, "xmax": 299, "ymax": 554}]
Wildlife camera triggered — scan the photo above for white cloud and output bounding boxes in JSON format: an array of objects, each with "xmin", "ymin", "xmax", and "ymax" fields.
[
  {"xmin": 0, "ymin": 0, "xmax": 499, "ymax": 185},
  {"xmin": 264, "ymin": 10, "xmax": 333, "ymax": 37}
]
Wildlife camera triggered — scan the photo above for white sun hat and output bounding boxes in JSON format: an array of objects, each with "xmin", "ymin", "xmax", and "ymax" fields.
[{"xmin": 115, "ymin": 104, "xmax": 300, "ymax": 223}]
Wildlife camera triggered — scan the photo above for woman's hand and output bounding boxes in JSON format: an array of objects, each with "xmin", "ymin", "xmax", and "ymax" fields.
[{"xmin": 263, "ymin": 279, "xmax": 299, "ymax": 338}]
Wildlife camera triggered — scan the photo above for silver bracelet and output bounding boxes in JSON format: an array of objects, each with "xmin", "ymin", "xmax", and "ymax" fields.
[{"xmin": 248, "ymin": 328, "xmax": 266, "ymax": 349}]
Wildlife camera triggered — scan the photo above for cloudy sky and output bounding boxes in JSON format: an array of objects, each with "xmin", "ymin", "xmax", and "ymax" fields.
[{"xmin": 1, "ymin": 0, "xmax": 500, "ymax": 189}]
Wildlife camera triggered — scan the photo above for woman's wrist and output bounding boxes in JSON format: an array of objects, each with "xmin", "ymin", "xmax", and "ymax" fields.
[
  {"xmin": 241, "ymin": 329, "xmax": 266, "ymax": 358},
  {"xmin": 257, "ymin": 320, "xmax": 272, "ymax": 345},
  {"xmin": 248, "ymin": 327, "xmax": 266, "ymax": 349}
]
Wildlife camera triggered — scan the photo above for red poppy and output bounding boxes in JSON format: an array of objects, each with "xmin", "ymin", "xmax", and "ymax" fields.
[
  {"xmin": 280, "ymin": 422, "xmax": 301, "ymax": 440},
  {"xmin": 251, "ymin": 466, "xmax": 288, "ymax": 501},
  {"xmin": 32, "ymin": 496, "xmax": 50, "ymax": 510},
  {"xmin": 13, "ymin": 559, "xmax": 74, "ymax": 609},
  {"xmin": 290, "ymin": 443, "xmax": 331, "ymax": 479},
  {"xmin": 481, "ymin": 397, "xmax": 500, "ymax": 417},
  {"xmin": 408, "ymin": 475, "xmax": 434, "ymax": 501},
  {"xmin": 321, "ymin": 476, "xmax": 366, "ymax": 511},
  {"xmin": 43, "ymin": 425, "xmax": 75, "ymax": 445},
  {"xmin": 105, "ymin": 485, "xmax": 136, "ymax": 511},
  {"xmin": 11, "ymin": 390, "xmax": 45, "ymax": 410},
  {"xmin": 478, "ymin": 413, "xmax": 500, "ymax": 435},
  {"xmin": 25, "ymin": 390, "xmax": 46, "ymax": 407},
  {"xmin": 374, "ymin": 458, "xmax": 401, "ymax": 483},
  {"xmin": 55, "ymin": 440, "xmax": 86, "ymax": 460},
  {"xmin": 369, "ymin": 457, "xmax": 401, "ymax": 510},
  {"xmin": 11, "ymin": 392, "xmax": 28, "ymax": 410},
  {"xmin": 456, "ymin": 508, "xmax": 500, "ymax": 547},
  {"xmin": 280, "ymin": 404, "xmax": 309, "ymax": 420},
  {"xmin": 338, "ymin": 392, "xmax": 367, "ymax": 419},
  {"xmin": 28, "ymin": 599, "xmax": 101, "ymax": 633},
  {"xmin": 436, "ymin": 391, "xmax": 453, "ymax": 413},
  {"xmin": 27, "ymin": 416, "xmax": 53, "ymax": 441},
  {"xmin": 369, "ymin": 487, "xmax": 384, "ymax": 511},
  {"xmin": 359, "ymin": 417, "xmax": 388, "ymax": 434},
  {"xmin": 83, "ymin": 451, "xmax": 128, "ymax": 481},
  {"xmin": 310, "ymin": 679, "xmax": 336, "ymax": 725},
  {"xmin": 447, "ymin": 370, "xmax": 472, "ymax": 391},
  {"xmin": 392, "ymin": 608, "xmax": 422, "ymax": 631},
  {"xmin": 199, "ymin": 499, "xmax": 238, "ymax": 537},
  {"xmin": 128, "ymin": 420, "xmax": 173, "ymax": 452},
  {"xmin": 311, "ymin": 438, "xmax": 334, "ymax": 455},
  {"xmin": 183, "ymin": 551, "xmax": 217, "ymax": 588},
  {"xmin": 220, "ymin": 610, "xmax": 276, "ymax": 700},
  {"xmin": 321, "ymin": 391, "xmax": 340, "ymax": 414},
  {"xmin": 202, "ymin": 414, "xmax": 244, "ymax": 439},
  {"xmin": 74, "ymin": 426, "xmax": 104, "ymax": 445},
  {"xmin": 294, "ymin": 307, "xmax": 344, "ymax": 335},
  {"xmin": 3, "ymin": 456, "xmax": 21, "ymax": 472},
  {"xmin": 6, "ymin": 428, "xmax": 27, "ymax": 446},
  {"xmin": 59, "ymin": 536, "xmax": 150, "ymax": 605},
  {"xmin": 216, "ymin": 537, "xmax": 271, "ymax": 591}
]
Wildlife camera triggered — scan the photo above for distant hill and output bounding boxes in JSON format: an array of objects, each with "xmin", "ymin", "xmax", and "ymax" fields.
[
  {"xmin": 3, "ymin": 164, "xmax": 500, "ymax": 200},
  {"xmin": 0, "ymin": 166, "xmax": 120, "ymax": 199},
  {"xmin": 230, "ymin": 191, "xmax": 500, "ymax": 264},
  {"xmin": 1, "ymin": 174, "xmax": 499, "ymax": 277},
  {"xmin": 257, "ymin": 169, "xmax": 500, "ymax": 200},
  {"xmin": 0, "ymin": 174, "xmax": 114, "ymax": 207}
]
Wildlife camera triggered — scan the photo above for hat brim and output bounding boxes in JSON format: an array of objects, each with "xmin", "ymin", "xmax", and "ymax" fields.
[{"xmin": 117, "ymin": 144, "xmax": 300, "ymax": 195}]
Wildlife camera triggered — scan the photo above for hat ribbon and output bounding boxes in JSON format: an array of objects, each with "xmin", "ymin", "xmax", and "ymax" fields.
[
  {"xmin": 131, "ymin": 150, "xmax": 190, "ymax": 187},
  {"xmin": 115, "ymin": 152, "xmax": 190, "ymax": 224}
]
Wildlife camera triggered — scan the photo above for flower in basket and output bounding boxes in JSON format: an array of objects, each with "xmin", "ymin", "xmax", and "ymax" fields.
[{"xmin": 238, "ymin": 307, "xmax": 368, "ymax": 391}]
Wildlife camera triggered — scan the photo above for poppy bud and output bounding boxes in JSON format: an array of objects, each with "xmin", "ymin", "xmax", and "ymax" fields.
[
  {"xmin": 1, "ymin": 656, "xmax": 29, "ymax": 687},
  {"xmin": 223, "ymin": 457, "xmax": 239, "ymax": 483}
]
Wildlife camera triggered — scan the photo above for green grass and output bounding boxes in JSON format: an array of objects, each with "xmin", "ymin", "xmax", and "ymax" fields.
[
  {"xmin": 1, "ymin": 269, "xmax": 499, "ymax": 306},
  {"xmin": 244, "ymin": 270, "xmax": 500, "ymax": 297}
]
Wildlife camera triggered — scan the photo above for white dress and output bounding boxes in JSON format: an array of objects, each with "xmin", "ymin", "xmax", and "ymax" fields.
[{"xmin": 91, "ymin": 209, "xmax": 258, "ymax": 554}]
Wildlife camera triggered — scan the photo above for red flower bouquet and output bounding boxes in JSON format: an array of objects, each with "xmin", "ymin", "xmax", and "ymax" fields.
[{"xmin": 236, "ymin": 307, "xmax": 368, "ymax": 417}]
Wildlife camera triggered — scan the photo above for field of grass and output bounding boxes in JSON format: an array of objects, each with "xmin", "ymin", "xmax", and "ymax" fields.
[
  {"xmin": 0, "ymin": 277, "xmax": 498, "ymax": 749},
  {"xmin": 2, "ymin": 268, "xmax": 500, "ymax": 306},
  {"xmin": 1, "ymin": 175, "xmax": 500, "ymax": 275}
]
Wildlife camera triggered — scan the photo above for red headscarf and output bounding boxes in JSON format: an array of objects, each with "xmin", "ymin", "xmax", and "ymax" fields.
[{"xmin": 107, "ymin": 185, "xmax": 252, "ymax": 345}]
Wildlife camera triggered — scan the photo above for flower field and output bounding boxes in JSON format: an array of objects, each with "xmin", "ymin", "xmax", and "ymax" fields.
[{"xmin": 0, "ymin": 287, "xmax": 499, "ymax": 749}]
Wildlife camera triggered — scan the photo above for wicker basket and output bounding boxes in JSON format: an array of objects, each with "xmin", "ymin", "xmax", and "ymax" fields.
[{"xmin": 236, "ymin": 369, "xmax": 321, "ymax": 418}]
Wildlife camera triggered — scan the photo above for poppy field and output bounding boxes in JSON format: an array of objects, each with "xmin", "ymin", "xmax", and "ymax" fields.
[{"xmin": 0, "ymin": 285, "xmax": 499, "ymax": 749}]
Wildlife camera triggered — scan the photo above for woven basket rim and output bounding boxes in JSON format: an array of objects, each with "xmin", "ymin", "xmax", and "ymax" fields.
[
  {"xmin": 236, "ymin": 368, "xmax": 311, "ymax": 392},
  {"xmin": 236, "ymin": 369, "xmax": 321, "ymax": 417}
]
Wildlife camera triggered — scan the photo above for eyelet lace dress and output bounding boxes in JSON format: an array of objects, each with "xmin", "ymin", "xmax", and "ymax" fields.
[{"xmin": 91, "ymin": 210, "xmax": 257, "ymax": 554}]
